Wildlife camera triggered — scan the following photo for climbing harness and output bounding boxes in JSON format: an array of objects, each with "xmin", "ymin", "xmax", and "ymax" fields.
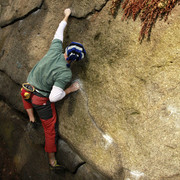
[
  {"xmin": 21, "ymin": 83, "xmax": 51, "ymax": 99},
  {"xmin": 21, "ymin": 83, "xmax": 35, "ymax": 99}
]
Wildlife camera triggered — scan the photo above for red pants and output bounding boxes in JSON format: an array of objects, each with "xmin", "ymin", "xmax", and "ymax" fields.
[{"xmin": 22, "ymin": 92, "xmax": 58, "ymax": 153}]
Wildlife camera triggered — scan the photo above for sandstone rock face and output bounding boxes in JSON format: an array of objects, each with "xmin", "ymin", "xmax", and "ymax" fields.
[
  {"xmin": 0, "ymin": 101, "xmax": 104, "ymax": 180},
  {"xmin": 0, "ymin": 0, "xmax": 43, "ymax": 27},
  {"xmin": 0, "ymin": 0, "xmax": 180, "ymax": 179},
  {"xmin": 70, "ymin": 0, "xmax": 108, "ymax": 18}
]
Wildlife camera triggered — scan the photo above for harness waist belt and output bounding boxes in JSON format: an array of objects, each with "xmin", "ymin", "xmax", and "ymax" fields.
[{"xmin": 35, "ymin": 87, "xmax": 50, "ymax": 94}]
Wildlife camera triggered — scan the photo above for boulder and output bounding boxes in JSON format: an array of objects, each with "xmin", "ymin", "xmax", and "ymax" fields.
[
  {"xmin": 0, "ymin": 0, "xmax": 180, "ymax": 179},
  {"xmin": 0, "ymin": 0, "xmax": 43, "ymax": 27},
  {"xmin": 70, "ymin": 0, "xmax": 108, "ymax": 18}
]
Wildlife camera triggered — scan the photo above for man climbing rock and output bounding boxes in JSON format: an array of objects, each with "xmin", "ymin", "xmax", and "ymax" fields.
[{"xmin": 21, "ymin": 8, "xmax": 86, "ymax": 171}]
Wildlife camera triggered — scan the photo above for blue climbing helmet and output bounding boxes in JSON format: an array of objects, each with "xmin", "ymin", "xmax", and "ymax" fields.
[{"xmin": 65, "ymin": 42, "xmax": 86, "ymax": 68}]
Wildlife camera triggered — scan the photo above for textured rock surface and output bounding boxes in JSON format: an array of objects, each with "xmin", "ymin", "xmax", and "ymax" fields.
[
  {"xmin": 0, "ymin": 100, "xmax": 104, "ymax": 179},
  {"xmin": 0, "ymin": 101, "xmax": 49, "ymax": 179},
  {"xmin": 0, "ymin": 0, "xmax": 180, "ymax": 179},
  {"xmin": 0, "ymin": 0, "xmax": 43, "ymax": 27},
  {"xmin": 70, "ymin": 0, "xmax": 108, "ymax": 18}
]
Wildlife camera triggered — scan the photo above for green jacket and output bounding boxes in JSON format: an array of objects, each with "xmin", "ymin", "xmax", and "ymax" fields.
[{"xmin": 27, "ymin": 39, "xmax": 72, "ymax": 97}]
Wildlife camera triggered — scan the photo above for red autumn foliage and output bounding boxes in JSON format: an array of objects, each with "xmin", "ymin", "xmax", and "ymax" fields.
[{"xmin": 111, "ymin": 0, "xmax": 179, "ymax": 41}]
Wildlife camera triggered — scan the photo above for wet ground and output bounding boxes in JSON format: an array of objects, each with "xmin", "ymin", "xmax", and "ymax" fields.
[{"xmin": 0, "ymin": 136, "xmax": 21, "ymax": 180}]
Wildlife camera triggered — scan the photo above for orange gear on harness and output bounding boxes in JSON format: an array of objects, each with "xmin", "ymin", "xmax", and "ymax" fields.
[{"xmin": 21, "ymin": 83, "xmax": 35, "ymax": 99}]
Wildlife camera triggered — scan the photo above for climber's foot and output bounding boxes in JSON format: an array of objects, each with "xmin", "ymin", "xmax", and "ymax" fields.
[{"xmin": 49, "ymin": 160, "xmax": 66, "ymax": 173}]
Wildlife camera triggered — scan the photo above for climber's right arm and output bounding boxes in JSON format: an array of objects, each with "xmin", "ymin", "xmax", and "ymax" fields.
[{"xmin": 53, "ymin": 8, "xmax": 71, "ymax": 42}]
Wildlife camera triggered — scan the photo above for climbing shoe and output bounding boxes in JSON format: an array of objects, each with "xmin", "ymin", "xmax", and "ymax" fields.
[{"xmin": 49, "ymin": 160, "xmax": 66, "ymax": 172}]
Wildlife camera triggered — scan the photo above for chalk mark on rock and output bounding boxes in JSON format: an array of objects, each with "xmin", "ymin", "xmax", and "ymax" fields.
[{"xmin": 76, "ymin": 79, "xmax": 114, "ymax": 147}]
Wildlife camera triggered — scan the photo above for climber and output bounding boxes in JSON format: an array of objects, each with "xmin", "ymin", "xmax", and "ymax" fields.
[{"xmin": 21, "ymin": 8, "xmax": 86, "ymax": 171}]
